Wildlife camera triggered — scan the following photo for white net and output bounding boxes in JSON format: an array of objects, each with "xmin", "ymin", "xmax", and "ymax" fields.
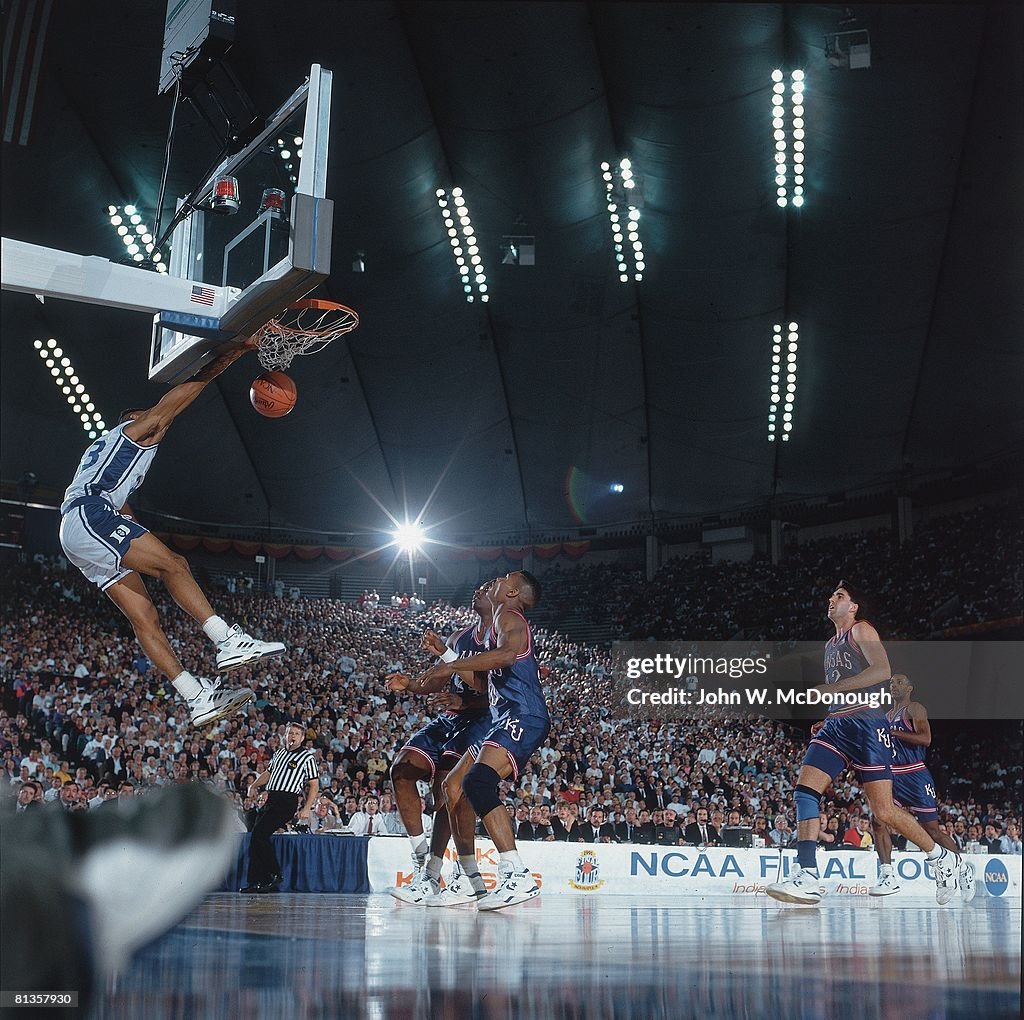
[{"xmin": 252, "ymin": 300, "xmax": 359, "ymax": 371}]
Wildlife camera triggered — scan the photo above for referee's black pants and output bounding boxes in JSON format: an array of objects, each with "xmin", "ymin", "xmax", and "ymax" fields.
[{"xmin": 248, "ymin": 790, "xmax": 299, "ymax": 885}]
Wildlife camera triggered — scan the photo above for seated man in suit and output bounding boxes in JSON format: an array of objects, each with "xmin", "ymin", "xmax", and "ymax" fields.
[
  {"xmin": 615, "ymin": 807, "xmax": 642, "ymax": 844},
  {"xmin": 551, "ymin": 803, "xmax": 574, "ymax": 841},
  {"xmin": 683, "ymin": 807, "xmax": 721, "ymax": 847},
  {"xmin": 572, "ymin": 807, "xmax": 615, "ymax": 843},
  {"xmin": 529, "ymin": 805, "xmax": 554, "ymax": 842},
  {"xmin": 517, "ymin": 806, "xmax": 549, "ymax": 842},
  {"xmin": 635, "ymin": 809, "xmax": 657, "ymax": 845}
]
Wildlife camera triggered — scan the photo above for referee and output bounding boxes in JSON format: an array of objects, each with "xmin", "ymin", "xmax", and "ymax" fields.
[{"xmin": 241, "ymin": 720, "xmax": 319, "ymax": 893}]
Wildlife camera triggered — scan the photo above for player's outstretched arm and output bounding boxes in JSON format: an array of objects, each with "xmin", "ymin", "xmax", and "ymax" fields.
[
  {"xmin": 123, "ymin": 342, "xmax": 254, "ymax": 445},
  {"xmin": 415, "ymin": 612, "xmax": 526, "ymax": 687}
]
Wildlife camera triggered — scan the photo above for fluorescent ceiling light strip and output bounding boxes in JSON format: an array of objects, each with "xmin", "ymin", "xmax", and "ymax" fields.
[
  {"xmin": 436, "ymin": 187, "xmax": 489, "ymax": 303},
  {"xmin": 33, "ymin": 337, "xmax": 108, "ymax": 438}
]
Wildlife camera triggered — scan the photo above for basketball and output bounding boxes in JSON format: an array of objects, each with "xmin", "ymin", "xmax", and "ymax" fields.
[{"xmin": 249, "ymin": 371, "xmax": 297, "ymax": 418}]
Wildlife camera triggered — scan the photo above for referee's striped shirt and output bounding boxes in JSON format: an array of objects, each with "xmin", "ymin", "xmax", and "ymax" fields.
[{"xmin": 265, "ymin": 746, "xmax": 318, "ymax": 794}]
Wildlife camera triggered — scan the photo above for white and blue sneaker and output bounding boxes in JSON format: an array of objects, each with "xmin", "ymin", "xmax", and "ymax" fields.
[
  {"xmin": 216, "ymin": 624, "xmax": 285, "ymax": 672},
  {"xmin": 389, "ymin": 869, "xmax": 440, "ymax": 905},
  {"xmin": 869, "ymin": 868, "xmax": 902, "ymax": 897},
  {"xmin": 767, "ymin": 867, "xmax": 826, "ymax": 905},
  {"xmin": 188, "ymin": 678, "xmax": 253, "ymax": 728},
  {"xmin": 425, "ymin": 866, "xmax": 482, "ymax": 907},
  {"xmin": 476, "ymin": 864, "xmax": 539, "ymax": 911},
  {"xmin": 959, "ymin": 859, "xmax": 977, "ymax": 903},
  {"xmin": 933, "ymin": 848, "xmax": 961, "ymax": 905}
]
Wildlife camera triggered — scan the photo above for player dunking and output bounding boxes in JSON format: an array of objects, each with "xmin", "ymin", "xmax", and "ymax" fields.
[
  {"xmin": 767, "ymin": 582, "xmax": 962, "ymax": 905},
  {"xmin": 412, "ymin": 571, "xmax": 549, "ymax": 911},
  {"xmin": 869, "ymin": 673, "xmax": 976, "ymax": 899},
  {"xmin": 58, "ymin": 344, "xmax": 285, "ymax": 729},
  {"xmin": 384, "ymin": 585, "xmax": 494, "ymax": 904}
]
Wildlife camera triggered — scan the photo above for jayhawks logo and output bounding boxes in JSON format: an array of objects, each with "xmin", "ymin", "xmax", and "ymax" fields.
[
  {"xmin": 502, "ymin": 717, "xmax": 524, "ymax": 741},
  {"xmin": 569, "ymin": 849, "xmax": 605, "ymax": 891}
]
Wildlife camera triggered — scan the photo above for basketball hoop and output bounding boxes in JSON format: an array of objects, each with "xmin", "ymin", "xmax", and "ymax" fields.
[{"xmin": 251, "ymin": 298, "xmax": 359, "ymax": 371}]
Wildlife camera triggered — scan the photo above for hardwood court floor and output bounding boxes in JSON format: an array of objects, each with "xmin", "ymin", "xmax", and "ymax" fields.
[{"xmin": 96, "ymin": 894, "xmax": 1021, "ymax": 1020}]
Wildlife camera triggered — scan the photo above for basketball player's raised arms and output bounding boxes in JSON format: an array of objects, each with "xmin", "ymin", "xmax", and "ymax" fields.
[{"xmin": 124, "ymin": 344, "xmax": 253, "ymax": 445}]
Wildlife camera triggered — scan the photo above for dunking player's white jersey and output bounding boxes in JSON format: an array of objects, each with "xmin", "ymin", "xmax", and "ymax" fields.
[{"xmin": 60, "ymin": 424, "xmax": 158, "ymax": 512}]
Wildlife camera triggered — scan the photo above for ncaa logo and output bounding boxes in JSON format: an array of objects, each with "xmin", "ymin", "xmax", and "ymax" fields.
[
  {"xmin": 984, "ymin": 859, "xmax": 1009, "ymax": 897},
  {"xmin": 569, "ymin": 849, "xmax": 605, "ymax": 892}
]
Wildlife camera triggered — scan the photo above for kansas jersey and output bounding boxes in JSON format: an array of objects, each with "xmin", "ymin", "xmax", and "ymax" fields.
[
  {"xmin": 448, "ymin": 623, "xmax": 490, "ymax": 717},
  {"xmin": 822, "ymin": 624, "xmax": 887, "ymax": 717},
  {"xmin": 486, "ymin": 609, "xmax": 549, "ymax": 721},
  {"xmin": 61, "ymin": 423, "xmax": 158, "ymax": 513},
  {"xmin": 887, "ymin": 705, "xmax": 927, "ymax": 771}
]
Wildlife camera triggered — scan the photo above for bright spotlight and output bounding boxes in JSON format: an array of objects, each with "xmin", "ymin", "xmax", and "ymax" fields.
[{"xmin": 393, "ymin": 522, "xmax": 425, "ymax": 553}]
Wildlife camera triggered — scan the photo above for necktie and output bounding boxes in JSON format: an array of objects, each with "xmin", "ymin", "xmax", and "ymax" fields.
[
  {"xmin": 701, "ymin": 826, "xmax": 707, "ymax": 843},
  {"xmin": 368, "ymin": 815, "xmax": 373, "ymax": 835}
]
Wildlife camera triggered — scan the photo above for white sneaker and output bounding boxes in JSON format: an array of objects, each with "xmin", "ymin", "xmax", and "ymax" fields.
[
  {"xmin": 389, "ymin": 870, "xmax": 440, "ymax": 905},
  {"xmin": 933, "ymin": 848, "xmax": 961, "ymax": 905},
  {"xmin": 188, "ymin": 679, "xmax": 253, "ymax": 727},
  {"xmin": 869, "ymin": 870, "xmax": 902, "ymax": 897},
  {"xmin": 476, "ymin": 865, "xmax": 540, "ymax": 911},
  {"xmin": 216, "ymin": 624, "xmax": 285, "ymax": 672},
  {"xmin": 425, "ymin": 867, "xmax": 482, "ymax": 907},
  {"xmin": 958, "ymin": 859, "xmax": 977, "ymax": 903},
  {"xmin": 766, "ymin": 867, "xmax": 826, "ymax": 905}
]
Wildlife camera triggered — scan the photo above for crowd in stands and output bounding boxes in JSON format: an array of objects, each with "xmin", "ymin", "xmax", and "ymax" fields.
[
  {"xmin": 537, "ymin": 504, "xmax": 1023, "ymax": 641},
  {"xmin": 1, "ymin": 501, "xmax": 1021, "ymax": 854}
]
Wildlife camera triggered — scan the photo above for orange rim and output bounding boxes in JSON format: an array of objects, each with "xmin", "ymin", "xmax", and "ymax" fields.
[{"xmin": 288, "ymin": 298, "xmax": 357, "ymax": 315}]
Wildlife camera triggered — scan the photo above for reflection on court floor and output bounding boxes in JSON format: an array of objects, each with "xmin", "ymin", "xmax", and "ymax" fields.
[{"xmin": 96, "ymin": 894, "xmax": 1021, "ymax": 1019}]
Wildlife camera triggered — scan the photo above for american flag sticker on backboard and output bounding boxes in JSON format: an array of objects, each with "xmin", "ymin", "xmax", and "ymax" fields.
[{"xmin": 190, "ymin": 285, "xmax": 215, "ymax": 306}]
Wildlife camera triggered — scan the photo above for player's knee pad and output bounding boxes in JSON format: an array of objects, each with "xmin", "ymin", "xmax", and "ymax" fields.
[
  {"xmin": 794, "ymin": 784, "xmax": 821, "ymax": 823},
  {"xmin": 463, "ymin": 763, "xmax": 502, "ymax": 817}
]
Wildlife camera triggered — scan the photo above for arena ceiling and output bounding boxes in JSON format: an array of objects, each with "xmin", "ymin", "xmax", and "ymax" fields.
[{"xmin": 2, "ymin": 2, "xmax": 1022, "ymax": 543}]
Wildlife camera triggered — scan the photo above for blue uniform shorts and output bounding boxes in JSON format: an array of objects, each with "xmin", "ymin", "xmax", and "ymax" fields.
[
  {"xmin": 476, "ymin": 710, "xmax": 551, "ymax": 780},
  {"xmin": 59, "ymin": 497, "xmax": 148, "ymax": 590},
  {"xmin": 803, "ymin": 712, "xmax": 894, "ymax": 784},
  {"xmin": 892, "ymin": 766, "xmax": 939, "ymax": 822},
  {"xmin": 402, "ymin": 712, "xmax": 490, "ymax": 778},
  {"xmin": 440, "ymin": 712, "xmax": 494, "ymax": 765}
]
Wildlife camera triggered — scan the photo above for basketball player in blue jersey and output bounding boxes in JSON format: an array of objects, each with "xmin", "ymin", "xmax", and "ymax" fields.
[
  {"xmin": 767, "ymin": 582, "xmax": 963, "ymax": 905},
  {"xmin": 412, "ymin": 570, "xmax": 550, "ymax": 911},
  {"xmin": 383, "ymin": 585, "xmax": 494, "ymax": 904},
  {"xmin": 58, "ymin": 344, "xmax": 285, "ymax": 729},
  {"xmin": 869, "ymin": 674, "xmax": 976, "ymax": 900}
]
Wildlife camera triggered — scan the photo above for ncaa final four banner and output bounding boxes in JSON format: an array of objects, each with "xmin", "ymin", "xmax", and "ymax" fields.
[{"xmin": 366, "ymin": 838, "xmax": 1021, "ymax": 899}]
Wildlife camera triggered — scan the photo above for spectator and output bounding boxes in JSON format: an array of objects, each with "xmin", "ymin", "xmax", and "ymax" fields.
[
  {"xmin": 349, "ymin": 796, "xmax": 385, "ymax": 836},
  {"xmin": 769, "ymin": 814, "xmax": 795, "ymax": 848},
  {"xmin": 843, "ymin": 816, "xmax": 874, "ymax": 849},
  {"xmin": 999, "ymin": 823, "xmax": 1022, "ymax": 855},
  {"xmin": 683, "ymin": 807, "xmax": 721, "ymax": 847},
  {"xmin": 982, "ymin": 823, "xmax": 1004, "ymax": 854},
  {"xmin": 573, "ymin": 807, "xmax": 615, "ymax": 844}
]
